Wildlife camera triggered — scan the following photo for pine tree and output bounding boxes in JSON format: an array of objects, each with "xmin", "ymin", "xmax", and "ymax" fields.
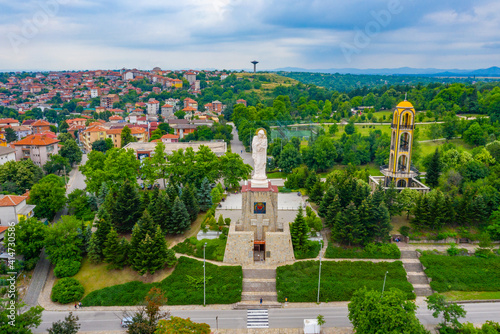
[
  {"xmin": 371, "ymin": 203, "xmax": 391, "ymax": 242},
  {"xmin": 325, "ymin": 195, "xmax": 341, "ymax": 228},
  {"xmin": 443, "ymin": 195, "xmax": 455, "ymax": 225},
  {"xmin": 87, "ymin": 218, "xmax": 112, "ymax": 263},
  {"xmin": 197, "ymin": 177, "xmax": 213, "ymax": 212},
  {"xmin": 181, "ymin": 184, "xmax": 199, "ymax": 221},
  {"xmin": 472, "ymin": 195, "xmax": 489, "ymax": 227},
  {"xmin": 103, "ymin": 227, "xmax": 121, "ymax": 269},
  {"xmin": 357, "ymin": 199, "xmax": 373, "ymax": 245},
  {"xmin": 319, "ymin": 186, "xmax": 336, "ymax": 218},
  {"xmin": 96, "ymin": 182, "xmax": 109, "ymax": 207},
  {"xmin": 116, "ymin": 238, "xmax": 130, "ymax": 268},
  {"xmin": 132, "ymin": 234, "xmax": 155, "ymax": 275},
  {"xmin": 426, "ymin": 149, "xmax": 442, "ymax": 188},
  {"xmin": 333, "ymin": 202, "xmax": 363, "ymax": 246},
  {"xmin": 290, "ymin": 206, "xmax": 309, "ymax": 251},
  {"xmin": 412, "ymin": 193, "xmax": 425, "ymax": 230},
  {"xmin": 305, "ymin": 172, "xmax": 318, "ymax": 193},
  {"xmin": 309, "ymin": 181, "xmax": 324, "ymax": 204},
  {"xmin": 166, "ymin": 182, "xmax": 179, "ymax": 207},
  {"xmin": 149, "ymin": 191, "xmax": 171, "ymax": 233},
  {"xmin": 168, "ymin": 197, "xmax": 191, "ymax": 234},
  {"xmin": 140, "ymin": 190, "xmax": 150, "ymax": 214},
  {"xmin": 149, "ymin": 226, "xmax": 168, "ymax": 274},
  {"xmin": 112, "ymin": 180, "xmax": 142, "ymax": 232},
  {"xmin": 371, "ymin": 182, "xmax": 385, "ymax": 207},
  {"xmin": 384, "ymin": 181, "xmax": 399, "ymax": 216},
  {"xmin": 130, "ymin": 210, "xmax": 157, "ymax": 255}
]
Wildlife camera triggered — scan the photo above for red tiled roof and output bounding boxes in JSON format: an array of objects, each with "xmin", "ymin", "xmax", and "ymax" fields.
[
  {"xmin": 161, "ymin": 134, "xmax": 179, "ymax": 139},
  {"xmin": 13, "ymin": 134, "xmax": 59, "ymax": 146},
  {"xmin": 0, "ymin": 195, "xmax": 27, "ymax": 207},
  {"xmin": 31, "ymin": 120, "xmax": 51, "ymax": 126}
]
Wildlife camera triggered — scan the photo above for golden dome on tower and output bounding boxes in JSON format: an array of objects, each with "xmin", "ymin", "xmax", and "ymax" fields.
[{"xmin": 396, "ymin": 100, "xmax": 414, "ymax": 109}]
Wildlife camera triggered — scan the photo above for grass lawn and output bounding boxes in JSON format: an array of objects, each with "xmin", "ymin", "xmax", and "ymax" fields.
[
  {"xmin": 330, "ymin": 163, "xmax": 383, "ymax": 176},
  {"xmin": 73, "ymin": 257, "xmax": 174, "ymax": 298},
  {"xmin": 391, "ymin": 215, "xmax": 411, "ymax": 234},
  {"xmin": 276, "ymin": 260, "xmax": 414, "ymax": 302},
  {"xmin": 267, "ymin": 171, "xmax": 288, "ymax": 179},
  {"xmin": 442, "ymin": 291, "xmax": 500, "ymax": 301},
  {"xmin": 82, "ymin": 256, "xmax": 242, "ymax": 306},
  {"xmin": 420, "ymin": 254, "xmax": 500, "ymax": 293},
  {"xmin": 330, "ymin": 124, "xmax": 391, "ymax": 140},
  {"xmin": 419, "ymin": 138, "xmax": 474, "ymax": 156}
]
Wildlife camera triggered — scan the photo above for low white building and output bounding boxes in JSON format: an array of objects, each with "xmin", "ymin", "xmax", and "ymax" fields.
[
  {"xmin": 0, "ymin": 146, "xmax": 16, "ymax": 165},
  {"xmin": 0, "ymin": 194, "xmax": 36, "ymax": 226}
]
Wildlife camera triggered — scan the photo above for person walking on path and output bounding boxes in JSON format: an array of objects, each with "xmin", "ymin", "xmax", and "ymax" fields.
[
  {"xmin": 260, "ymin": 298, "xmax": 263, "ymax": 306},
  {"xmin": 79, "ymin": 301, "xmax": 82, "ymax": 308},
  {"xmin": 74, "ymin": 303, "xmax": 77, "ymax": 309}
]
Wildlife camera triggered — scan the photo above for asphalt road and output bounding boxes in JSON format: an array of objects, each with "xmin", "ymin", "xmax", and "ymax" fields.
[
  {"xmin": 228, "ymin": 122, "xmax": 253, "ymax": 168},
  {"xmin": 33, "ymin": 303, "xmax": 500, "ymax": 332}
]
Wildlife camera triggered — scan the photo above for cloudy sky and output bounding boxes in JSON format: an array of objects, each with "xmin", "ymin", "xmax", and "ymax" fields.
[{"xmin": 0, "ymin": 0, "xmax": 499, "ymax": 71}]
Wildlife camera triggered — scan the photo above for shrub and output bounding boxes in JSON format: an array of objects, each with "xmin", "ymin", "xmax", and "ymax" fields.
[
  {"xmin": 51, "ymin": 277, "xmax": 84, "ymax": 304},
  {"xmin": 82, "ymin": 281, "xmax": 155, "ymax": 306},
  {"xmin": 474, "ymin": 248, "xmax": 495, "ymax": 259},
  {"xmin": 399, "ymin": 226, "xmax": 410, "ymax": 237},
  {"xmin": 276, "ymin": 260, "xmax": 414, "ymax": 302},
  {"xmin": 172, "ymin": 237, "xmax": 227, "ymax": 261},
  {"xmin": 446, "ymin": 243, "xmax": 460, "ymax": 257},
  {"xmin": 294, "ymin": 241, "xmax": 321, "ymax": 259},
  {"xmin": 54, "ymin": 259, "xmax": 82, "ymax": 278},
  {"xmin": 420, "ymin": 253, "xmax": 500, "ymax": 292},
  {"xmin": 324, "ymin": 243, "xmax": 401, "ymax": 259}
]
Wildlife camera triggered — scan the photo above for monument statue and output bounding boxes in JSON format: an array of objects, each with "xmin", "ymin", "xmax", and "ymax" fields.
[{"xmin": 252, "ymin": 129, "xmax": 267, "ymax": 183}]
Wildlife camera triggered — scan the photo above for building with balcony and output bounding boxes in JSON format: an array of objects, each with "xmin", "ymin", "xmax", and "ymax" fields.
[
  {"xmin": 0, "ymin": 194, "xmax": 36, "ymax": 226},
  {"xmin": 12, "ymin": 134, "xmax": 59, "ymax": 167}
]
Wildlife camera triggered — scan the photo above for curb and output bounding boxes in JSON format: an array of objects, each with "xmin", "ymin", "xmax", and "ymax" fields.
[{"xmin": 452, "ymin": 299, "xmax": 500, "ymax": 304}]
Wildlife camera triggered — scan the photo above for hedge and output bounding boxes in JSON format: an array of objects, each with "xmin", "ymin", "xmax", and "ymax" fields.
[
  {"xmin": 420, "ymin": 254, "xmax": 500, "ymax": 292},
  {"xmin": 82, "ymin": 257, "xmax": 242, "ymax": 306},
  {"xmin": 54, "ymin": 259, "xmax": 82, "ymax": 278},
  {"xmin": 172, "ymin": 237, "xmax": 227, "ymax": 261},
  {"xmin": 294, "ymin": 241, "xmax": 322, "ymax": 259},
  {"xmin": 276, "ymin": 260, "xmax": 415, "ymax": 302},
  {"xmin": 324, "ymin": 243, "xmax": 401, "ymax": 259},
  {"xmin": 51, "ymin": 277, "xmax": 85, "ymax": 304}
]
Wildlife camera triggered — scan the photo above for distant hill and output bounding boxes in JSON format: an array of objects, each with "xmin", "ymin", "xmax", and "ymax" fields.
[{"xmin": 274, "ymin": 66, "xmax": 500, "ymax": 77}]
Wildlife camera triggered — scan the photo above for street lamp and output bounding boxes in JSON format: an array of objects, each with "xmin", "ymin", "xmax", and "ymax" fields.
[
  {"xmin": 317, "ymin": 242, "xmax": 323, "ymax": 304},
  {"xmin": 203, "ymin": 242, "xmax": 207, "ymax": 306},
  {"xmin": 381, "ymin": 271, "xmax": 389, "ymax": 297}
]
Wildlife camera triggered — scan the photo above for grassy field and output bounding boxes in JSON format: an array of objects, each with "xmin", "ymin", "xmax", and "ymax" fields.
[
  {"xmin": 82, "ymin": 257, "xmax": 242, "ymax": 306},
  {"xmin": 441, "ymin": 291, "xmax": 500, "ymax": 301},
  {"xmin": 391, "ymin": 215, "xmax": 411, "ymax": 234},
  {"xmin": 420, "ymin": 254, "xmax": 500, "ymax": 293},
  {"xmin": 330, "ymin": 163, "xmax": 383, "ymax": 176},
  {"xmin": 419, "ymin": 138, "xmax": 474, "ymax": 156},
  {"xmin": 276, "ymin": 260, "xmax": 415, "ymax": 302}
]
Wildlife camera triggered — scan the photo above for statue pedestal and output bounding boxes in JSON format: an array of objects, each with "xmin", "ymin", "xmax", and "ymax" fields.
[{"xmin": 224, "ymin": 180, "xmax": 295, "ymax": 265}]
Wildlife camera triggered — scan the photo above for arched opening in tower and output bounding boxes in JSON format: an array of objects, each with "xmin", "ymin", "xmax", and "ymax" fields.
[
  {"xmin": 399, "ymin": 132, "xmax": 410, "ymax": 151},
  {"xmin": 397, "ymin": 155, "xmax": 408, "ymax": 172}
]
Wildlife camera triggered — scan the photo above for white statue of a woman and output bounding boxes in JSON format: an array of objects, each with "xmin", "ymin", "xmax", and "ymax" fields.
[{"xmin": 252, "ymin": 129, "xmax": 267, "ymax": 185}]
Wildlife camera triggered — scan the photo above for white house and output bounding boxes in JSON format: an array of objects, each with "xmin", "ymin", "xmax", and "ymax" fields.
[{"xmin": 0, "ymin": 146, "xmax": 15, "ymax": 165}]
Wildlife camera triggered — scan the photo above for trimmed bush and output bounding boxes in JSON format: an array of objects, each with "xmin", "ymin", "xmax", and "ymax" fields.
[
  {"xmin": 276, "ymin": 260, "xmax": 414, "ymax": 302},
  {"xmin": 294, "ymin": 241, "xmax": 322, "ymax": 259},
  {"xmin": 420, "ymin": 253, "xmax": 500, "ymax": 292},
  {"xmin": 54, "ymin": 258, "xmax": 82, "ymax": 278},
  {"xmin": 51, "ymin": 277, "xmax": 85, "ymax": 304},
  {"xmin": 324, "ymin": 242, "xmax": 401, "ymax": 259},
  {"xmin": 82, "ymin": 257, "xmax": 242, "ymax": 306},
  {"xmin": 172, "ymin": 237, "xmax": 227, "ymax": 261}
]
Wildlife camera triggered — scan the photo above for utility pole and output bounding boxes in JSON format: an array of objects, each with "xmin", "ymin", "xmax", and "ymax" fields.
[
  {"xmin": 317, "ymin": 243, "xmax": 323, "ymax": 304},
  {"xmin": 63, "ymin": 165, "xmax": 67, "ymax": 189},
  {"xmin": 203, "ymin": 242, "xmax": 207, "ymax": 306},
  {"xmin": 381, "ymin": 271, "xmax": 389, "ymax": 297}
]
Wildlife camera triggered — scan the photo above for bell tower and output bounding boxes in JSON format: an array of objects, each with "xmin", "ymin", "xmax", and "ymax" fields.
[{"xmin": 382, "ymin": 100, "xmax": 417, "ymax": 187}]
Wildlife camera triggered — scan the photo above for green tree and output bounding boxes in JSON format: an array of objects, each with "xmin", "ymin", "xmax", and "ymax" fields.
[
  {"xmin": 151, "ymin": 141, "xmax": 169, "ymax": 188},
  {"xmin": 219, "ymin": 152, "xmax": 252, "ymax": 188},
  {"xmin": 303, "ymin": 136, "xmax": 337, "ymax": 172},
  {"xmin": 112, "ymin": 180, "xmax": 142, "ymax": 232},
  {"xmin": 348, "ymin": 287, "xmax": 429, "ymax": 334},
  {"xmin": 57, "ymin": 133, "xmax": 74, "ymax": 144},
  {"xmin": 197, "ymin": 177, "xmax": 213, "ymax": 211},
  {"xmin": 28, "ymin": 174, "xmax": 66, "ymax": 220},
  {"xmin": 181, "ymin": 184, "xmax": 200, "ymax": 222},
  {"xmin": 333, "ymin": 202, "xmax": 363, "ymax": 246},
  {"xmin": 345, "ymin": 121, "xmax": 356, "ymax": 135},
  {"xmin": 278, "ymin": 143, "xmax": 301, "ymax": 173},
  {"xmin": 60, "ymin": 139, "xmax": 82, "ymax": 166},
  {"xmin": 121, "ymin": 126, "xmax": 136, "ymax": 147},
  {"xmin": 103, "ymin": 227, "xmax": 122, "ymax": 269},
  {"xmin": 319, "ymin": 186, "xmax": 336, "ymax": 218},
  {"xmin": 0, "ymin": 159, "xmax": 44, "ymax": 194},
  {"xmin": 67, "ymin": 189, "xmax": 96, "ymax": 221},
  {"xmin": 290, "ymin": 206, "xmax": 309, "ymax": 251},
  {"xmin": 309, "ymin": 181, "xmax": 324, "ymax": 203},
  {"xmin": 169, "ymin": 197, "xmax": 191, "ymax": 234},
  {"xmin": 44, "ymin": 154, "xmax": 71, "ymax": 176},
  {"xmin": 14, "ymin": 217, "xmax": 46, "ymax": 269},
  {"xmin": 463, "ymin": 122, "xmax": 486, "ymax": 146},
  {"xmin": 47, "ymin": 312, "xmax": 80, "ymax": 334},
  {"xmin": 426, "ymin": 149, "xmax": 442, "ymax": 188},
  {"xmin": 87, "ymin": 218, "xmax": 112, "ymax": 263},
  {"xmin": 5, "ymin": 127, "xmax": 17, "ymax": 142},
  {"xmin": 397, "ymin": 188, "xmax": 419, "ymax": 219},
  {"xmin": 45, "ymin": 216, "xmax": 83, "ymax": 265},
  {"xmin": 92, "ymin": 139, "xmax": 113, "ymax": 152},
  {"xmin": 427, "ymin": 123, "xmax": 442, "ymax": 141},
  {"xmin": 0, "ymin": 298, "xmax": 43, "ymax": 334},
  {"xmin": 426, "ymin": 293, "xmax": 466, "ymax": 330}
]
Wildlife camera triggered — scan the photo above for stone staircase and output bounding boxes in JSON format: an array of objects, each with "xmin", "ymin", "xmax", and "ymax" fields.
[
  {"xmin": 400, "ymin": 250, "xmax": 434, "ymax": 297},
  {"xmin": 234, "ymin": 268, "xmax": 282, "ymax": 309}
]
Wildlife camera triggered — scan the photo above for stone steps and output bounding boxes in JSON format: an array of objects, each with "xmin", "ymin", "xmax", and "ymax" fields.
[
  {"xmin": 243, "ymin": 269, "xmax": 276, "ymax": 279},
  {"xmin": 400, "ymin": 250, "xmax": 418, "ymax": 259},
  {"xmin": 242, "ymin": 292, "xmax": 278, "ymax": 302},
  {"xmin": 404, "ymin": 262, "xmax": 423, "ymax": 272},
  {"xmin": 414, "ymin": 287, "xmax": 434, "ymax": 296},
  {"xmin": 243, "ymin": 280, "xmax": 277, "ymax": 293},
  {"xmin": 234, "ymin": 301, "xmax": 282, "ymax": 310},
  {"xmin": 407, "ymin": 274, "xmax": 430, "ymax": 285}
]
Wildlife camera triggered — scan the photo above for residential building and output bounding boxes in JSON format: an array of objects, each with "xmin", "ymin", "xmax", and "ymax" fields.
[
  {"xmin": 171, "ymin": 123, "xmax": 198, "ymax": 139},
  {"xmin": 0, "ymin": 194, "xmax": 36, "ymax": 226},
  {"xmin": 161, "ymin": 134, "xmax": 179, "ymax": 143},
  {"xmin": 90, "ymin": 87, "xmax": 101, "ymax": 98},
  {"xmin": 31, "ymin": 120, "xmax": 51, "ymax": 134},
  {"xmin": 204, "ymin": 100, "xmax": 223, "ymax": 113},
  {"xmin": 109, "ymin": 115, "xmax": 123, "ymax": 123},
  {"xmin": 10, "ymin": 125, "xmax": 31, "ymax": 140},
  {"xmin": 0, "ymin": 146, "xmax": 15, "ymax": 165},
  {"xmin": 183, "ymin": 71, "xmax": 197, "ymax": 85},
  {"xmin": 100, "ymin": 94, "xmax": 119, "ymax": 108},
  {"xmin": 0, "ymin": 118, "xmax": 20, "ymax": 127},
  {"xmin": 12, "ymin": 134, "xmax": 59, "ymax": 167},
  {"xmin": 146, "ymin": 98, "xmax": 160, "ymax": 115},
  {"xmin": 161, "ymin": 104, "xmax": 174, "ymax": 119},
  {"xmin": 105, "ymin": 126, "xmax": 148, "ymax": 148},
  {"xmin": 236, "ymin": 99, "xmax": 247, "ymax": 107},
  {"xmin": 80, "ymin": 125, "xmax": 108, "ymax": 152},
  {"xmin": 183, "ymin": 98, "xmax": 198, "ymax": 109}
]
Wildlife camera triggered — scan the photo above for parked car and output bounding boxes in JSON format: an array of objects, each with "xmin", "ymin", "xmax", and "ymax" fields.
[{"xmin": 121, "ymin": 317, "xmax": 133, "ymax": 328}]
